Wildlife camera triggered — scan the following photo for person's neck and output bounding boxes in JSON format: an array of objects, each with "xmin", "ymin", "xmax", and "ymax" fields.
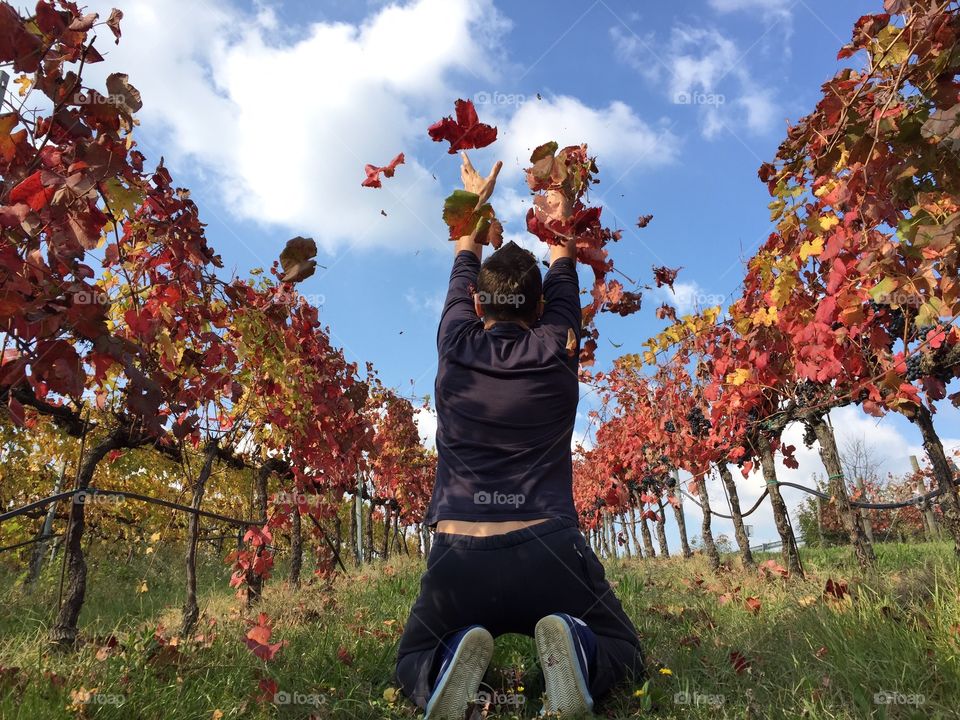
[{"xmin": 484, "ymin": 319, "xmax": 530, "ymax": 331}]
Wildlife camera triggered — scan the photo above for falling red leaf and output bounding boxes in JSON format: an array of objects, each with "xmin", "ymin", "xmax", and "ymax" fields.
[
  {"xmin": 636, "ymin": 214, "xmax": 653, "ymax": 228},
  {"xmin": 652, "ymin": 265, "xmax": 681, "ymax": 291},
  {"xmin": 655, "ymin": 304, "xmax": 677, "ymax": 322},
  {"xmin": 428, "ymin": 99, "xmax": 497, "ymax": 154},
  {"xmin": 361, "ymin": 152, "xmax": 405, "ymax": 188}
]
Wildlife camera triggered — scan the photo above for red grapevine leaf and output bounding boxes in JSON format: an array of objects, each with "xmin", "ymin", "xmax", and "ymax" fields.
[
  {"xmin": 106, "ymin": 9, "xmax": 124, "ymax": 44},
  {"xmin": 729, "ymin": 650, "xmax": 752, "ymax": 674},
  {"xmin": 361, "ymin": 152, "xmax": 405, "ymax": 188},
  {"xmin": 336, "ymin": 646, "xmax": 354, "ymax": 666},
  {"xmin": 652, "ymin": 265, "xmax": 681, "ymax": 291},
  {"xmin": 427, "ymin": 99, "xmax": 497, "ymax": 153},
  {"xmin": 9, "ymin": 171, "xmax": 55, "ymax": 211}
]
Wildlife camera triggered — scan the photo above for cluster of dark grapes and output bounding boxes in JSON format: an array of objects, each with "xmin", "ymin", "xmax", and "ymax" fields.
[
  {"xmin": 795, "ymin": 379, "xmax": 820, "ymax": 408},
  {"xmin": 665, "ymin": 474, "xmax": 677, "ymax": 488},
  {"xmin": 905, "ymin": 353, "xmax": 925, "ymax": 382},
  {"xmin": 802, "ymin": 422, "xmax": 817, "ymax": 448},
  {"xmin": 664, "ymin": 420, "xmax": 676, "ymax": 433},
  {"xmin": 867, "ymin": 300, "xmax": 905, "ymax": 347},
  {"xmin": 686, "ymin": 407, "xmax": 712, "ymax": 437},
  {"xmin": 905, "ymin": 324, "xmax": 956, "ymax": 383}
]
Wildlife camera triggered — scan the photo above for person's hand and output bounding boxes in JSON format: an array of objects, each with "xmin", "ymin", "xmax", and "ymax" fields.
[{"xmin": 460, "ymin": 152, "xmax": 502, "ymax": 209}]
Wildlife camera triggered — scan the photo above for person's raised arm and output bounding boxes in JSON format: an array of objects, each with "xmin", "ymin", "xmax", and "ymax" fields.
[
  {"xmin": 453, "ymin": 152, "xmax": 503, "ymax": 259},
  {"xmin": 539, "ymin": 191, "xmax": 581, "ymax": 350},
  {"xmin": 438, "ymin": 153, "xmax": 503, "ymax": 348}
]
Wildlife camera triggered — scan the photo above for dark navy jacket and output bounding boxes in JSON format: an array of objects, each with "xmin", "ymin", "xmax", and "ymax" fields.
[{"xmin": 424, "ymin": 251, "xmax": 581, "ymax": 525}]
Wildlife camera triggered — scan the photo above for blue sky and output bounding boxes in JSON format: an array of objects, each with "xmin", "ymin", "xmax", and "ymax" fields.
[{"xmin": 80, "ymin": 0, "xmax": 960, "ymax": 545}]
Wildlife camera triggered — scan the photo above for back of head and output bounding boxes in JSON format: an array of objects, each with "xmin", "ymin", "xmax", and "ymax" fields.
[{"xmin": 476, "ymin": 241, "xmax": 542, "ymax": 325}]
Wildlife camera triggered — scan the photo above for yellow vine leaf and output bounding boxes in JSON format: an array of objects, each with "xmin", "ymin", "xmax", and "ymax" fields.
[
  {"xmin": 818, "ymin": 215, "xmax": 839, "ymax": 232},
  {"xmin": 752, "ymin": 306, "xmax": 778, "ymax": 327},
  {"xmin": 799, "ymin": 236, "xmax": 825, "ymax": 261},
  {"xmin": 13, "ymin": 74, "xmax": 31, "ymax": 96},
  {"xmin": 727, "ymin": 368, "xmax": 750, "ymax": 386}
]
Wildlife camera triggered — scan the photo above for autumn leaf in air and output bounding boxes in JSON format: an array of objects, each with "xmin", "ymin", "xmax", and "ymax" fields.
[
  {"xmin": 279, "ymin": 236, "xmax": 318, "ymax": 284},
  {"xmin": 428, "ymin": 99, "xmax": 497, "ymax": 154},
  {"xmin": 361, "ymin": 152, "xmax": 404, "ymax": 188},
  {"xmin": 652, "ymin": 265, "xmax": 681, "ymax": 292},
  {"xmin": 441, "ymin": 190, "xmax": 502, "ymax": 247}
]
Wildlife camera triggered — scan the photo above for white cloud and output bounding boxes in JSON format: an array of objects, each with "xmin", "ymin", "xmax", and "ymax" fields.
[
  {"xmin": 404, "ymin": 288, "xmax": 446, "ymax": 318},
  {"xmin": 82, "ymin": 0, "xmax": 508, "ymax": 254},
  {"xmin": 611, "ymin": 24, "xmax": 782, "ymax": 140},
  {"xmin": 655, "ymin": 280, "xmax": 726, "ymax": 315},
  {"xmin": 708, "ymin": 0, "xmax": 793, "ymax": 24},
  {"xmin": 674, "ymin": 406, "xmax": 944, "ymax": 548},
  {"xmin": 415, "ymin": 406, "xmax": 437, "ymax": 449},
  {"xmin": 498, "ymin": 95, "xmax": 679, "ymax": 184}
]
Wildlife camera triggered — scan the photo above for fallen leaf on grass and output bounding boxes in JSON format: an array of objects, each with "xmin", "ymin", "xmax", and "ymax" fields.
[
  {"xmin": 728, "ymin": 650, "xmax": 751, "ymax": 674},
  {"xmin": 758, "ymin": 559, "xmax": 789, "ymax": 579},
  {"xmin": 336, "ymin": 646, "xmax": 353, "ymax": 666},
  {"xmin": 823, "ymin": 578, "xmax": 848, "ymax": 601},
  {"xmin": 744, "ymin": 597, "xmax": 762, "ymax": 615}
]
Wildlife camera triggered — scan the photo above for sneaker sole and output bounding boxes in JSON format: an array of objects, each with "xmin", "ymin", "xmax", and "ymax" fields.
[
  {"xmin": 535, "ymin": 615, "xmax": 594, "ymax": 717},
  {"xmin": 425, "ymin": 627, "xmax": 494, "ymax": 720}
]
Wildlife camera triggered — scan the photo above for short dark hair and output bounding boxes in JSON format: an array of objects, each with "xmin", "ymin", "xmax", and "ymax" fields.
[{"xmin": 476, "ymin": 241, "xmax": 542, "ymax": 325}]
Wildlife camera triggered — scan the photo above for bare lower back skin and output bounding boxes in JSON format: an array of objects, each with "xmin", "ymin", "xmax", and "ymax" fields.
[{"xmin": 435, "ymin": 518, "xmax": 550, "ymax": 537}]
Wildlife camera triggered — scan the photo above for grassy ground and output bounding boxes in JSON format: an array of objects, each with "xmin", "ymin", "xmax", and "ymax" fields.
[{"xmin": 0, "ymin": 541, "xmax": 958, "ymax": 719}]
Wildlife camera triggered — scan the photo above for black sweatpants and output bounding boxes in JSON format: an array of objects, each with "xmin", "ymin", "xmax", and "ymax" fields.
[{"xmin": 395, "ymin": 517, "xmax": 645, "ymax": 709}]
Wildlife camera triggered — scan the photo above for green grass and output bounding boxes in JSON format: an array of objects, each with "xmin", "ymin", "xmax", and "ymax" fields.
[{"xmin": 0, "ymin": 541, "xmax": 958, "ymax": 719}]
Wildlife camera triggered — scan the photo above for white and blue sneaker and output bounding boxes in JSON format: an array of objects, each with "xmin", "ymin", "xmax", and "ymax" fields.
[
  {"xmin": 424, "ymin": 625, "xmax": 494, "ymax": 720},
  {"xmin": 535, "ymin": 613, "xmax": 596, "ymax": 717}
]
